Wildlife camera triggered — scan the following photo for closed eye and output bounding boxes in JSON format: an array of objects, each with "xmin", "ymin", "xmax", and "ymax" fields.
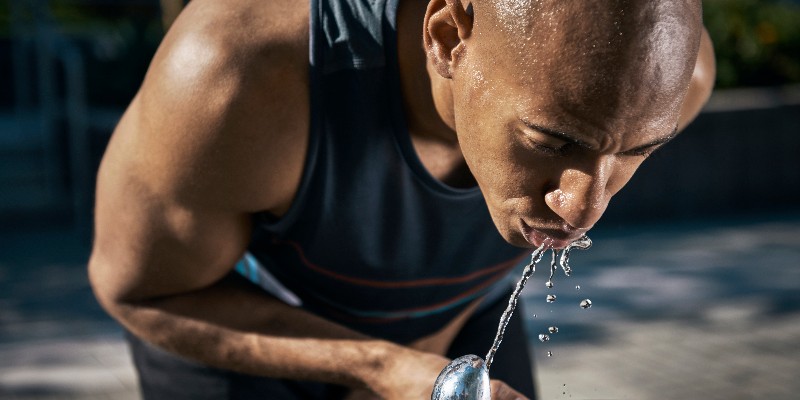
[
  {"xmin": 524, "ymin": 133, "xmax": 576, "ymax": 156},
  {"xmin": 619, "ymin": 144, "xmax": 663, "ymax": 158},
  {"xmin": 520, "ymin": 123, "xmax": 590, "ymax": 157},
  {"xmin": 618, "ymin": 129, "xmax": 678, "ymax": 158}
]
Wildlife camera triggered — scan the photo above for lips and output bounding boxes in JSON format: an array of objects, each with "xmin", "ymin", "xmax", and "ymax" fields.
[{"xmin": 520, "ymin": 220, "xmax": 584, "ymax": 249}]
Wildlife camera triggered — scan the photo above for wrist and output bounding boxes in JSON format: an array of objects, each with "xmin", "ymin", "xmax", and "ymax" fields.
[
  {"xmin": 358, "ymin": 340, "xmax": 404, "ymax": 394},
  {"xmin": 364, "ymin": 342, "xmax": 450, "ymax": 398}
]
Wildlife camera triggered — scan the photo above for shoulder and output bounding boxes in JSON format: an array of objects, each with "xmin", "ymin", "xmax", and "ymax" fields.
[
  {"xmin": 678, "ymin": 27, "xmax": 715, "ymax": 131},
  {"xmin": 107, "ymin": 0, "xmax": 311, "ymax": 215}
]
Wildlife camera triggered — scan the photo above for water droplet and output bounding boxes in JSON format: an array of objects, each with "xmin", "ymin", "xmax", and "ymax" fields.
[
  {"xmin": 580, "ymin": 299, "xmax": 592, "ymax": 309},
  {"xmin": 539, "ymin": 334, "xmax": 550, "ymax": 342},
  {"xmin": 547, "ymin": 351, "xmax": 553, "ymax": 357},
  {"xmin": 548, "ymin": 249, "xmax": 559, "ymax": 283},
  {"xmin": 481, "ymin": 237, "xmax": 593, "ymax": 372},
  {"xmin": 548, "ymin": 326, "xmax": 559, "ymax": 334},
  {"xmin": 575, "ymin": 285, "xmax": 581, "ymax": 290}
]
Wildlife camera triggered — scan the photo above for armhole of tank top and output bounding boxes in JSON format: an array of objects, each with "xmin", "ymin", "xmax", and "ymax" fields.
[
  {"xmin": 382, "ymin": 0, "xmax": 482, "ymax": 199},
  {"xmin": 254, "ymin": 0, "xmax": 323, "ymax": 233}
]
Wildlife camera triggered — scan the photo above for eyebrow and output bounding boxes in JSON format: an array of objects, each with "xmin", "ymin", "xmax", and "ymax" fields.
[{"xmin": 522, "ymin": 120, "xmax": 679, "ymax": 153}]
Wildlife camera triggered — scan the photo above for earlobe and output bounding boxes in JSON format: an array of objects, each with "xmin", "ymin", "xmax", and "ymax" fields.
[{"xmin": 423, "ymin": 0, "xmax": 474, "ymax": 79}]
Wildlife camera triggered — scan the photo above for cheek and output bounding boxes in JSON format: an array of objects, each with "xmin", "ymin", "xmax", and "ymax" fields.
[
  {"xmin": 457, "ymin": 121, "xmax": 550, "ymax": 202},
  {"xmin": 450, "ymin": 63, "xmax": 549, "ymax": 200},
  {"xmin": 606, "ymin": 157, "xmax": 648, "ymax": 197}
]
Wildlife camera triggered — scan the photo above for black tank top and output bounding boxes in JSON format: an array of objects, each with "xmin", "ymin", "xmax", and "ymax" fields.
[{"xmin": 244, "ymin": 0, "xmax": 526, "ymax": 343}]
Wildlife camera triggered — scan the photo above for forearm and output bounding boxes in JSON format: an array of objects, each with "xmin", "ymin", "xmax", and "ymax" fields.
[{"xmin": 94, "ymin": 272, "xmax": 411, "ymax": 393}]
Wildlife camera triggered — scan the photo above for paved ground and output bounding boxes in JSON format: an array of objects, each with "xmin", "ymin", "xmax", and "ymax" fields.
[
  {"xmin": 1, "ymin": 213, "xmax": 799, "ymax": 399},
  {"xmin": 527, "ymin": 213, "xmax": 800, "ymax": 399}
]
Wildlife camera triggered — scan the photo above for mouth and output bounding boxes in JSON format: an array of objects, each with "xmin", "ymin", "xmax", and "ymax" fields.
[{"xmin": 520, "ymin": 220, "xmax": 586, "ymax": 249}]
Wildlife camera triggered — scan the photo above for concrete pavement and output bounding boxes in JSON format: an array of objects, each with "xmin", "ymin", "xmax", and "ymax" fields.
[{"xmin": 1, "ymin": 213, "xmax": 799, "ymax": 399}]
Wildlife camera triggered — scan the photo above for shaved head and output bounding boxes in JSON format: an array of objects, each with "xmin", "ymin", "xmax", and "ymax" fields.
[
  {"xmin": 472, "ymin": 0, "xmax": 703, "ymax": 124},
  {"xmin": 421, "ymin": 0, "xmax": 707, "ymax": 247}
]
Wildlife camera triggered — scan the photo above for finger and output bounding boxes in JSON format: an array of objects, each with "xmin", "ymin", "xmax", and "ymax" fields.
[
  {"xmin": 342, "ymin": 388, "xmax": 379, "ymax": 400},
  {"xmin": 490, "ymin": 379, "xmax": 529, "ymax": 400}
]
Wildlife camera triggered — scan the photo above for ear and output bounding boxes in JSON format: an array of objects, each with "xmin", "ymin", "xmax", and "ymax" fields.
[{"xmin": 423, "ymin": 0, "xmax": 474, "ymax": 79}]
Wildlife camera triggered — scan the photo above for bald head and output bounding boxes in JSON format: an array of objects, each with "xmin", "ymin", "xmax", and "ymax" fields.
[
  {"xmin": 470, "ymin": 0, "xmax": 703, "ymax": 123},
  {"xmin": 419, "ymin": 0, "xmax": 709, "ymax": 247}
]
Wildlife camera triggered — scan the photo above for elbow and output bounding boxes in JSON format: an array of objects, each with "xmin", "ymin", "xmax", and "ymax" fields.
[{"xmin": 87, "ymin": 252, "xmax": 134, "ymax": 320}]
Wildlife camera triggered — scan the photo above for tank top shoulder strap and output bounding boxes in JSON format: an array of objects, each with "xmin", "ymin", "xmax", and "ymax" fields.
[{"xmin": 311, "ymin": 0, "xmax": 396, "ymax": 73}]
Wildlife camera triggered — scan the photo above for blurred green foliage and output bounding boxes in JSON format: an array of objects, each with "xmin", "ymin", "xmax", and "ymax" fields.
[
  {"xmin": 704, "ymin": 0, "xmax": 800, "ymax": 88},
  {"xmin": 0, "ymin": 2, "xmax": 10, "ymax": 37},
  {"xmin": 45, "ymin": 1, "xmax": 165, "ymax": 106},
  {"xmin": 2, "ymin": 0, "xmax": 799, "ymax": 99}
]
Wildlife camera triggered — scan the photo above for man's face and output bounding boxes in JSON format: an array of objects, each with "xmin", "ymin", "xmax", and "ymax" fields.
[{"xmin": 449, "ymin": 11, "xmax": 692, "ymax": 249}]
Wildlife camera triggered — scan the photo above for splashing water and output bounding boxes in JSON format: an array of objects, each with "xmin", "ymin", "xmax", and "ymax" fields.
[
  {"xmin": 547, "ymin": 245, "xmax": 560, "ymax": 288},
  {"xmin": 559, "ymin": 235, "xmax": 592, "ymax": 277},
  {"xmin": 580, "ymin": 299, "xmax": 593, "ymax": 309},
  {"xmin": 483, "ymin": 235, "xmax": 592, "ymax": 371},
  {"xmin": 547, "ymin": 249, "xmax": 559, "ymax": 287},
  {"xmin": 433, "ymin": 236, "xmax": 592, "ymax": 399},
  {"xmin": 548, "ymin": 326, "xmax": 559, "ymax": 334},
  {"xmin": 559, "ymin": 235, "xmax": 592, "ymax": 276},
  {"xmin": 546, "ymin": 294, "xmax": 557, "ymax": 303},
  {"xmin": 484, "ymin": 243, "xmax": 547, "ymax": 370},
  {"xmin": 544, "ymin": 236, "xmax": 592, "ymax": 290},
  {"xmin": 538, "ymin": 333, "xmax": 550, "ymax": 342}
]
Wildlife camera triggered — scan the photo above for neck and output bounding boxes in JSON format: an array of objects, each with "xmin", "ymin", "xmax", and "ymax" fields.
[
  {"xmin": 396, "ymin": 0, "xmax": 474, "ymax": 188},
  {"xmin": 396, "ymin": 0, "xmax": 457, "ymax": 143}
]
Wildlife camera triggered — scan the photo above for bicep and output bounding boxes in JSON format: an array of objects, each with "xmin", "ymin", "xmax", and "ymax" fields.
[
  {"xmin": 89, "ymin": 14, "xmax": 309, "ymax": 304},
  {"xmin": 90, "ymin": 104, "xmax": 253, "ymax": 303}
]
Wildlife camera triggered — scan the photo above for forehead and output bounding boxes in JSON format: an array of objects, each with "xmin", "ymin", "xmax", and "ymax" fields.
[{"xmin": 475, "ymin": 1, "xmax": 698, "ymax": 137}]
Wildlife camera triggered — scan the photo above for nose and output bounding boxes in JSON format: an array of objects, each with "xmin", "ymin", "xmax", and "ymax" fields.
[{"xmin": 545, "ymin": 158, "xmax": 613, "ymax": 230}]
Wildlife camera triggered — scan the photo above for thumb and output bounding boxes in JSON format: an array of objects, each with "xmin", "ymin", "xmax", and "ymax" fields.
[{"xmin": 490, "ymin": 379, "xmax": 529, "ymax": 400}]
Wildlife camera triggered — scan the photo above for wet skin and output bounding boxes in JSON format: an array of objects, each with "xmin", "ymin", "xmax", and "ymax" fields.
[
  {"xmin": 419, "ymin": 0, "xmax": 709, "ymax": 249},
  {"xmin": 89, "ymin": 0, "xmax": 714, "ymax": 398}
]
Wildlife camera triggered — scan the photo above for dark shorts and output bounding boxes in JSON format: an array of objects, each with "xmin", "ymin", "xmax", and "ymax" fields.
[{"xmin": 126, "ymin": 289, "xmax": 537, "ymax": 399}]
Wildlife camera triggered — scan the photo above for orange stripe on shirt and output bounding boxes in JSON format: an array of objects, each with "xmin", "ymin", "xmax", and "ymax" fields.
[{"xmin": 274, "ymin": 238, "xmax": 526, "ymax": 288}]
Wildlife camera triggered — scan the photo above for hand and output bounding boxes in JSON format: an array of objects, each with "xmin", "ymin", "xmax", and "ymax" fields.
[
  {"xmin": 372, "ymin": 348, "xmax": 451, "ymax": 399},
  {"xmin": 348, "ymin": 297, "xmax": 530, "ymax": 399},
  {"xmin": 351, "ymin": 345, "xmax": 530, "ymax": 400},
  {"xmin": 346, "ymin": 377, "xmax": 530, "ymax": 400},
  {"xmin": 490, "ymin": 379, "xmax": 529, "ymax": 400}
]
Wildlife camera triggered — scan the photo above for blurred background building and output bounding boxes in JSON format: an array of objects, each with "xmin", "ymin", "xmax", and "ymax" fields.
[
  {"xmin": 1, "ymin": 0, "xmax": 182, "ymax": 233},
  {"xmin": 0, "ymin": 0, "xmax": 798, "ymax": 233}
]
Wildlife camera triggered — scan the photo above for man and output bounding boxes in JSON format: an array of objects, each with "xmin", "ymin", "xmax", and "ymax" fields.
[{"xmin": 89, "ymin": 0, "xmax": 715, "ymax": 398}]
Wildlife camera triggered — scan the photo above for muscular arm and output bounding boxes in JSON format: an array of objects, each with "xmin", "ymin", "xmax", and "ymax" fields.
[
  {"xmin": 678, "ymin": 27, "xmax": 716, "ymax": 131},
  {"xmin": 89, "ymin": 1, "xmax": 449, "ymax": 397}
]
